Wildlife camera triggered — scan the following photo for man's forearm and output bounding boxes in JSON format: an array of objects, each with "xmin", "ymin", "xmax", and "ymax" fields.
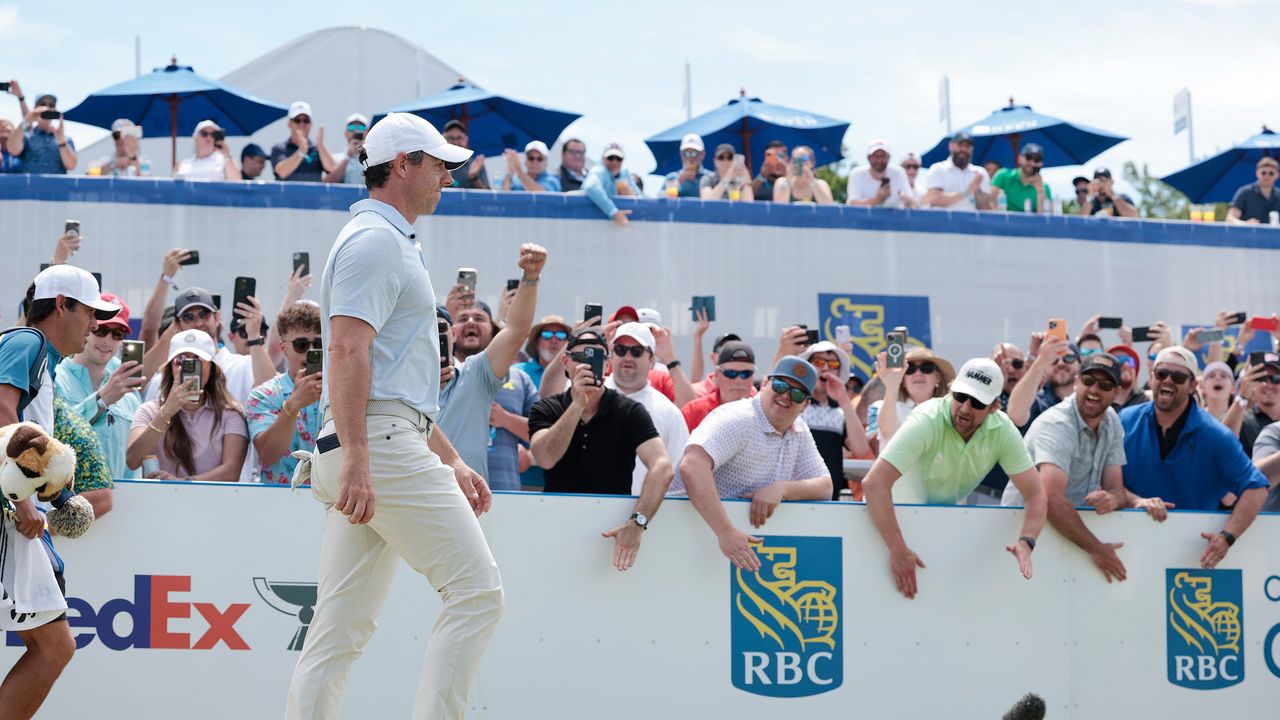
[
  {"xmin": 249, "ymin": 345, "xmax": 275, "ymax": 386},
  {"xmin": 1006, "ymin": 366, "xmax": 1049, "ymax": 427},
  {"xmin": 539, "ymin": 362, "xmax": 568, "ymax": 397},
  {"xmin": 1046, "ymin": 493, "xmax": 1103, "ymax": 553},
  {"xmin": 634, "ymin": 457, "xmax": 673, "ymax": 519},
  {"xmin": 329, "ymin": 345, "xmax": 371, "ymax": 458},
  {"xmin": 1223, "ymin": 487, "xmax": 1266, "ymax": 538},
  {"xmin": 784, "ymin": 476, "xmax": 834, "ymax": 501},
  {"xmin": 841, "ymin": 402, "xmax": 871, "ymax": 457},
  {"xmin": 141, "ymin": 275, "xmax": 171, "ymax": 346},
  {"xmin": 667, "ymin": 366, "xmax": 697, "ymax": 407},
  {"xmin": 59, "ymin": 145, "xmax": 76, "ymax": 171},
  {"xmin": 1014, "ymin": 475, "xmax": 1048, "ymax": 540},
  {"xmin": 324, "ymin": 158, "xmax": 348, "ymax": 183},
  {"xmin": 316, "ymin": 143, "xmax": 336, "ymax": 172},
  {"xmin": 79, "ymin": 488, "xmax": 112, "ymax": 519},
  {"xmin": 530, "ymin": 405, "xmax": 584, "ymax": 469},
  {"xmin": 865, "ymin": 475, "xmax": 908, "ymax": 553},
  {"xmin": 682, "ymin": 459, "xmax": 736, "ymax": 536},
  {"xmin": 426, "ymin": 424, "xmax": 463, "ymax": 466},
  {"xmin": 274, "ymin": 152, "xmax": 304, "ymax": 179},
  {"xmin": 254, "ymin": 405, "xmax": 300, "ymax": 466}
]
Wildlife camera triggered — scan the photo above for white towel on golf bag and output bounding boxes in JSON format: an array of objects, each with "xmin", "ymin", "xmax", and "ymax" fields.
[{"xmin": 0, "ymin": 515, "xmax": 67, "ymax": 632}]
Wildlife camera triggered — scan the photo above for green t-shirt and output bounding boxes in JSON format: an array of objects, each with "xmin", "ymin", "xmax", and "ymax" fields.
[
  {"xmin": 880, "ymin": 396, "xmax": 1033, "ymax": 505},
  {"xmin": 991, "ymin": 168, "xmax": 1052, "ymax": 212}
]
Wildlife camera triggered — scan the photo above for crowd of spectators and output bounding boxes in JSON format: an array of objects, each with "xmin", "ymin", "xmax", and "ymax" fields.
[{"xmin": 7, "ymin": 80, "xmax": 1279, "ymax": 225}]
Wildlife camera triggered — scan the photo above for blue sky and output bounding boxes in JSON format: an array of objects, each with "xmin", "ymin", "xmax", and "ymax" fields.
[{"xmin": 2, "ymin": 0, "xmax": 1275, "ymax": 195}]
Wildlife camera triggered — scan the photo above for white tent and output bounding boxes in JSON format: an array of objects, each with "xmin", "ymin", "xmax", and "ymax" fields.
[{"xmin": 77, "ymin": 26, "xmax": 462, "ymax": 175}]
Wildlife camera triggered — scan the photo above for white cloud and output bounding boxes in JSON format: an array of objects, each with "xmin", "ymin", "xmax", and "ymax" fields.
[{"xmin": 0, "ymin": 5, "xmax": 16, "ymax": 33}]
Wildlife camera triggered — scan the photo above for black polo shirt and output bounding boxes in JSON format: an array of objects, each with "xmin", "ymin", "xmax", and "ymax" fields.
[
  {"xmin": 1230, "ymin": 182, "xmax": 1280, "ymax": 223},
  {"xmin": 1238, "ymin": 405, "xmax": 1279, "ymax": 456},
  {"xmin": 270, "ymin": 139, "xmax": 325, "ymax": 182},
  {"xmin": 530, "ymin": 388, "xmax": 659, "ymax": 495}
]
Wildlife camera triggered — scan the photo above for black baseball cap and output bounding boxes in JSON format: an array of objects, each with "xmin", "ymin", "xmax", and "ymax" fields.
[
  {"xmin": 712, "ymin": 333, "xmax": 741, "ymax": 353},
  {"xmin": 1093, "ymin": 167, "xmax": 1112, "ymax": 179},
  {"xmin": 951, "ymin": 130, "xmax": 974, "ymax": 144},
  {"xmin": 241, "ymin": 143, "xmax": 268, "ymax": 160},
  {"xmin": 1020, "ymin": 143, "xmax": 1044, "ymax": 159},
  {"xmin": 1080, "ymin": 352, "xmax": 1122, "ymax": 385},
  {"xmin": 174, "ymin": 287, "xmax": 216, "ymax": 317},
  {"xmin": 567, "ymin": 328, "xmax": 607, "ymax": 350},
  {"xmin": 443, "ymin": 119, "xmax": 468, "ymax": 134},
  {"xmin": 1072, "ymin": 176, "xmax": 1090, "ymax": 187},
  {"xmin": 716, "ymin": 341, "xmax": 755, "ymax": 365}
]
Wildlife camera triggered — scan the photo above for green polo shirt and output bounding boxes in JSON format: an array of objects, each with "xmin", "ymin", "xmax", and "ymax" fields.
[
  {"xmin": 880, "ymin": 396, "xmax": 1033, "ymax": 505},
  {"xmin": 991, "ymin": 168, "xmax": 1052, "ymax": 212}
]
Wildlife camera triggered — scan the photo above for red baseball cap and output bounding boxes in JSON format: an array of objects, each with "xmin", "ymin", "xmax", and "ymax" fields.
[
  {"xmin": 609, "ymin": 305, "xmax": 638, "ymax": 324},
  {"xmin": 1107, "ymin": 344, "xmax": 1139, "ymax": 372},
  {"xmin": 97, "ymin": 293, "xmax": 131, "ymax": 333}
]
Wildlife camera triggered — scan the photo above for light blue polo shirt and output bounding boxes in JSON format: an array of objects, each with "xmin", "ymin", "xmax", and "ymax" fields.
[
  {"xmin": 320, "ymin": 199, "xmax": 442, "ymax": 419},
  {"xmin": 438, "ymin": 349, "xmax": 504, "ymax": 480},
  {"xmin": 54, "ymin": 357, "xmax": 143, "ymax": 480}
]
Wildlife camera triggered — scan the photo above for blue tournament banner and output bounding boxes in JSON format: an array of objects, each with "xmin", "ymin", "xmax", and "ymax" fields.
[
  {"xmin": 1178, "ymin": 325, "xmax": 1272, "ymax": 368},
  {"xmin": 1166, "ymin": 568, "xmax": 1244, "ymax": 690},
  {"xmin": 730, "ymin": 536, "xmax": 842, "ymax": 698},
  {"xmin": 819, "ymin": 293, "xmax": 932, "ymax": 381}
]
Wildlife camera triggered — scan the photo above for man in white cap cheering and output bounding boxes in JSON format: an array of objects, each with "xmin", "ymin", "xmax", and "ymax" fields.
[
  {"xmin": 271, "ymin": 100, "xmax": 336, "ymax": 182},
  {"xmin": 862, "ymin": 357, "xmax": 1047, "ymax": 599},
  {"xmin": 287, "ymin": 112, "xmax": 502, "ymax": 720},
  {"xmin": 501, "ymin": 139, "xmax": 560, "ymax": 192},
  {"xmin": 664, "ymin": 133, "xmax": 712, "ymax": 197}
]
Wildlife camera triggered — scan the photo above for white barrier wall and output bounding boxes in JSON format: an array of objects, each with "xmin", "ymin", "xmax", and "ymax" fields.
[
  {"xmin": 3, "ymin": 176, "xmax": 1280, "ymax": 372},
  {"xmin": 3, "ymin": 482, "xmax": 1277, "ymax": 719}
]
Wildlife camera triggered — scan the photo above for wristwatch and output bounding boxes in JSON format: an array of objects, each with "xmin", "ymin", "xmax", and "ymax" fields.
[
  {"xmin": 1235, "ymin": 396, "xmax": 1250, "ymax": 408},
  {"xmin": 665, "ymin": 359, "xmax": 681, "ymax": 371},
  {"xmin": 1219, "ymin": 530, "xmax": 1236, "ymax": 547},
  {"xmin": 247, "ymin": 337, "xmax": 265, "ymax": 347},
  {"xmin": 1018, "ymin": 535, "xmax": 1036, "ymax": 551},
  {"xmin": 630, "ymin": 512, "xmax": 649, "ymax": 531}
]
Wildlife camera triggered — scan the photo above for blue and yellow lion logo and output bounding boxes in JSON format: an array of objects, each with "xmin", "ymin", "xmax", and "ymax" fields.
[
  {"xmin": 1165, "ymin": 569, "xmax": 1244, "ymax": 690},
  {"xmin": 735, "ymin": 546, "xmax": 837, "ymax": 652},
  {"xmin": 818, "ymin": 293, "xmax": 931, "ymax": 380}
]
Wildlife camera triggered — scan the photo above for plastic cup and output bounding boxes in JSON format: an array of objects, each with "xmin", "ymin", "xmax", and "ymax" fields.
[{"xmin": 728, "ymin": 187, "xmax": 741, "ymax": 201}]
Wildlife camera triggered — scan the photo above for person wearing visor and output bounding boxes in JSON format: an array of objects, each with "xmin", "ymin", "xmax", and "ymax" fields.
[
  {"xmin": 863, "ymin": 358, "xmax": 1047, "ymax": 599},
  {"xmin": 675, "ymin": 356, "xmax": 833, "ymax": 570},
  {"xmin": 991, "ymin": 143, "xmax": 1052, "ymax": 213},
  {"xmin": 325, "ymin": 113, "xmax": 370, "ymax": 185},
  {"xmin": 502, "ymin": 139, "xmax": 560, "ymax": 192}
]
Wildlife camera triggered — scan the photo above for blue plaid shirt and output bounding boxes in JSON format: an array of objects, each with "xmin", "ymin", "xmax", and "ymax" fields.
[{"xmin": 17, "ymin": 127, "xmax": 72, "ymax": 174}]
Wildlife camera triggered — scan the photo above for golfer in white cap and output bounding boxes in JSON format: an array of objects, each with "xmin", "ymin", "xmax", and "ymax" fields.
[
  {"xmin": 286, "ymin": 112, "xmax": 503, "ymax": 720},
  {"xmin": 861, "ymin": 357, "xmax": 1047, "ymax": 599}
]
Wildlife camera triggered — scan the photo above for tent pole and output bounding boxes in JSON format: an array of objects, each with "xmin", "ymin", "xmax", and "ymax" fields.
[{"xmin": 168, "ymin": 96, "xmax": 179, "ymax": 173}]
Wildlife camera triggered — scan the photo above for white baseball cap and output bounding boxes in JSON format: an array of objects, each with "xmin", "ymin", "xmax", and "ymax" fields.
[
  {"xmin": 193, "ymin": 119, "xmax": 220, "ymax": 137},
  {"xmin": 167, "ymin": 329, "xmax": 216, "ymax": 363},
  {"xmin": 602, "ymin": 142, "xmax": 625, "ymax": 160},
  {"xmin": 288, "ymin": 101, "xmax": 313, "ymax": 119},
  {"xmin": 345, "ymin": 113, "xmax": 369, "ymax": 126},
  {"xmin": 361, "ymin": 112, "xmax": 473, "ymax": 170},
  {"xmin": 614, "ymin": 322, "xmax": 655, "ymax": 352},
  {"xmin": 524, "ymin": 140, "xmax": 551, "ymax": 158},
  {"xmin": 33, "ymin": 265, "xmax": 121, "ymax": 320},
  {"xmin": 637, "ymin": 307, "xmax": 662, "ymax": 326},
  {"xmin": 680, "ymin": 133, "xmax": 704, "ymax": 152},
  {"xmin": 950, "ymin": 357, "xmax": 1004, "ymax": 406},
  {"xmin": 1154, "ymin": 346, "xmax": 1199, "ymax": 375},
  {"xmin": 867, "ymin": 138, "xmax": 890, "ymax": 156}
]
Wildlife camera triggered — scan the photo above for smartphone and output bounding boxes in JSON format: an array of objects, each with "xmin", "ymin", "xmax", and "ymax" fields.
[
  {"xmin": 120, "ymin": 340, "xmax": 145, "ymax": 377},
  {"xmin": 835, "ymin": 325, "xmax": 851, "ymax": 345},
  {"xmin": 180, "ymin": 357, "xmax": 201, "ymax": 400},
  {"xmin": 1197, "ymin": 328, "xmax": 1225, "ymax": 343},
  {"xmin": 880, "ymin": 176, "xmax": 891, "ymax": 187},
  {"xmin": 352, "ymin": 132, "xmax": 365, "ymax": 141},
  {"xmin": 456, "ymin": 268, "xmax": 477, "ymax": 296},
  {"xmin": 40, "ymin": 110, "xmax": 61, "ymax": 120},
  {"xmin": 64, "ymin": 219, "xmax": 80, "ymax": 237},
  {"xmin": 1250, "ymin": 351, "xmax": 1268, "ymax": 366},
  {"xmin": 305, "ymin": 348, "xmax": 323, "ymax": 376},
  {"xmin": 886, "ymin": 328, "xmax": 907, "ymax": 368},
  {"xmin": 691, "ymin": 295, "xmax": 716, "ymax": 322},
  {"xmin": 505, "ymin": 279, "xmax": 520, "ymax": 292},
  {"xmin": 1046, "ymin": 318, "xmax": 1068, "ymax": 343},
  {"xmin": 212, "ymin": 129, "xmax": 226, "ymax": 142},
  {"xmin": 233, "ymin": 276, "xmax": 256, "ymax": 317},
  {"xmin": 583, "ymin": 345, "xmax": 605, "ymax": 385},
  {"xmin": 1098, "ymin": 317, "xmax": 1123, "ymax": 330},
  {"xmin": 1225, "ymin": 312, "xmax": 1247, "ymax": 325},
  {"xmin": 1250, "ymin": 316, "xmax": 1279, "ymax": 332},
  {"xmin": 804, "ymin": 329, "xmax": 820, "ymax": 345},
  {"xmin": 0, "ymin": 82, "xmax": 8, "ymax": 92},
  {"xmin": 292, "ymin": 252, "xmax": 310, "ymax": 277},
  {"xmin": 211, "ymin": 294, "xmax": 222, "ymax": 310},
  {"xmin": 437, "ymin": 318, "xmax": 450, "ymax": 367},
  {"xmin": 179, "ymin": 250, "xmax": 200, "ymax": 266},
  {"xmin": 584, "ymin": 303, "xmax": 603, "ymax": 325},
  {"xmin": 1131, "ymin": 326, "xmax": 1153, "ymax": 343},
  {"xmin": 733, "ymin": 153, "xmax": 745, "ymax": 168}
]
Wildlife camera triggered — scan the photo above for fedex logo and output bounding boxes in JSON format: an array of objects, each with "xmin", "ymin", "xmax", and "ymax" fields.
[{"xmin": 5, "ymin": 575, "xmax": 250, "ymax": 651}]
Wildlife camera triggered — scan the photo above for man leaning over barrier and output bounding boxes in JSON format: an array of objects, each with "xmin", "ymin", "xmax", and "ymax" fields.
[{"xmin": 863, "ymin": 358, "xmax": 1047, "ymax": 599}]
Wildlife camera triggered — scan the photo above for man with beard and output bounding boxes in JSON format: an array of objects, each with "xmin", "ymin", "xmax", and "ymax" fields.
[
  {"xmin": 1107, "ymin": 345, "xmax": 1147, "ymax": 410},
  {"xmin": 923, "ymin": 131, "xmax": 992, "ymax": 211},
  {"xmin": 437, "ymin": 244, "xmax": 547, "ymax": 479},
  {"xmin": 846, "ymin": 139, "xmax": 916, "ymax": 208},
  {"xmin": 604, "ymin": 323, "xmax": 688, "ymax": 495},
  {"xmin": 863, "ymin": 358, "xmax": 1046, "ymax": 599},
  {"xmin": 1119, "ymin": 347, "xmax": 1267, "ymax": 569},
  {"xmin": 1006, "ymin": 337, "xmax": 1078, "ymax": 429},
  {"xmin": 990, "ymin": 144, "xmax": 1052, "ymax": 213},
  {"xmin": 1002, "ymin": 353, "xmax": 1130, "ymax": 583},
  {"xmin": 1234, "ymin": 352, "xmax": 1280, "ymax": 455}
]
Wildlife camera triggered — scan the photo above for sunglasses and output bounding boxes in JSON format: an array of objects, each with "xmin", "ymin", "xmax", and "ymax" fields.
[
  {"xmin": 1153, "ymin": 368, "xmax": 1191, "ymax": 385},
  {"xmin": 613, "ymin": 345, "xmax": 648, "ymax": 358},
  {"xmin": 682, "ymin": 149, "xmax": 701, "ymax": 158},
  {"xmin": 1055, "ymin": 354, "xmax": 1080, "ymax": 365},
  {"xmin": 1262, "ymin": 374, "xmax": 1280, "ymax": 385},
  {"xmin": 526, "ymin": 154, "xmax": 546, "ymax": 162},
  {"xmin": 1119, "ymin": 356, "xmax": 1137, "ymax": 368},
  {"xmin": 290, "ymin": 337, "xmax": 323, "ymax": 353},
  {"xmin": 540, "ymin": 329, "xmax": 569, "ymax": 341},
  {"xmin": 1024, "ymin": 156, "xmax": 1044, "ymax": 163},
  {"xmin": 91, "ymin": 327, "xmax": 127, "ymax": 341},
  {"xmin": 902, "ymin": 164, "xmax": 920, "ymax": 170},
  {"xmin": 1081, "ymin": 348, "xmax": 1102, "ymax": 356},
  {"xmin": 179, "ymin": 308, "xmax": 213, "ymax": 324},
  {"xmin": 1009, "ymin": 358, "xmax": 1025, "ymax": 370},
  {"xmin": 716, "ymin": 154, "xmax": 734, "ymax": 161},
  {"xmin": 952, "ymin": 391, "xmax": 991, "ymax": 411},
  {"xmin": 1080, "ymin": 374, "xmax": 1116, "ymax": 392},
  {"xmin": 906, "ymin": 361, "xmax": 937, "ymax": 375},
  {"xmin": 810, "ymin": 357, "xmax": 840, "ymax": 370},
  {"xmin": 346, "ymin": 123, "xmax": 367, "ymax": 133},
  {"xmin": 1260, "ymin": 170, "xmax": 1277, "ymax": 177},
  {"xmin": 720, "ymin": 368, "xmax": 754, "ymax": 380},
  {"xmin": 292, "ymin": 117, "xmax": 312, "ymax": 124},
  {"xmin": 564, "ymin": 148, "xmax": 586, "ymax": 156},
  {"xmin": 198, "ymin": 130, "xmax": 216, "ymax": 137},
  {"xmin": 770, "ymin": 378, "xmax": 810, "ymax": 403}
]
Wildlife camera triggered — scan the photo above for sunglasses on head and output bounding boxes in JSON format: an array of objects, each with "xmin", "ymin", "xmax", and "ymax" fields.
[
  {"xmin": 613, "ymin": 344, "xmax": 647, "ymax": 358},
  {"xmin": 1080, "ymin": 373, "xmax": 1116, "ymax": 392},
  {"xmin": 179, "ymin": 308, "xmax": 213, "ymax": 324},
  {"xmin": 952, "ymin": 391, "xmax": 991, "ymax": 411},
  {"xmin": 720, "ymin": 368, "xmax": 754, "ymax": 380},
  {"xmin": 770, "ymin": 378, "xmax": 810, "ymax": 403},
  {"xmin": 91, "ymin": 327, "xmax": 127, "ymax": 341},
  {"xmin": 1119, "ymin": 356, "xmax": 1136, "ymax": 368},
  {"xmin": 568, "ymin": 350, "xmax": 594, "ymax": 363},
  {"xmin": 1153, "ymin": 368, "xmax": 1191, "ymax": 385},
  {"xmin": 1081, "ymin": 348, "xmax": 1102, "ymax": 356},
  {"xmin": 290, "ymin": 337, "xmax": 323, "ymax": 353},
  {"xmin": 906, "ymin": 361, "xmax": 937, "ymax": 375},
  {"xmin": 540, "ymin": 329, "xmax": 569, "ymax": 341}
]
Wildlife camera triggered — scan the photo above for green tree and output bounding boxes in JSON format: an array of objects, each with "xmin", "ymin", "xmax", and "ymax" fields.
[
  {"xmin": 1122, "ymin": 160, "xmax": 1193, "ymax": 219},
  {"xmin": 817, "ymin": 165, "xmax": 847, "ymax": 204}
]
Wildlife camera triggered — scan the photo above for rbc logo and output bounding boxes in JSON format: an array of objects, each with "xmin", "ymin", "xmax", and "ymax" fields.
[
  {"xmin": 1166, "ymin": 569, "xmax": 1244, "ymax": 689},
  {"xmin": 731, "ymin": 536, "xmax": 841, "ymax": 697}
]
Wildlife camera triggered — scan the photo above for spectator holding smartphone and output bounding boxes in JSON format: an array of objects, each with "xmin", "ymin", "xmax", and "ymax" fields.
[
  {"xmin": 773, "ymin": 145, "xmax": 833, "ymax": 204},
  {"xmin": 753, "ymin": 141, "xmax": 788, "ymax": 202},
  {"xmin": 175, "ymin": 120, "xmax": 241, "ymax": 181},
  {"xmin": 127, "ymin": 330, "xmax": 248, "ymax": 482},
  {"xmin": 869, "ymin": 347, "xmax": 954, "ymax": 442},
  {"xmin": 0, "ymin": 79, "xmax": 30, "ymax": 172},
  {"xmin": 55, "ymin": 294, "xmax": 144, "ymax": 480},
  {"xmin": 246, "ymin": 302, "xmax": 323, "ymax": 484},
  {"xmin": 6, "ymin": 92, "xmax": 76, "ymax": 174},
  {"xmin": 847, "ymin": 140, "xmax": 915, "ymax": 208},
  {"xmin": 1084, "ymin": 168, "xmax": 1138, "ymax": 218},
  {"xmin": 700, "ymin": 143, "xmax": 754, "ymax": 201},
  {"xmin": 325, "ymin": 113, "xmax": 370, "ymax": 185},
  {"xmin": 664, "ymin": 133, "xmax": 712, "ymax": 198},
  {"xmin": 799, "ymin": 342, "xmax": 871, "ymax": 498}
]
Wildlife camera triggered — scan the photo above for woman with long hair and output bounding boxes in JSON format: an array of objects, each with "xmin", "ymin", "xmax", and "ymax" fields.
[
  {"xmin": 869, "ymin": 347, "xmax": 956, "ymax": 442},
  {"xmin": 126, "ymin": 330, "xmax": 247, "ymax": 481}
]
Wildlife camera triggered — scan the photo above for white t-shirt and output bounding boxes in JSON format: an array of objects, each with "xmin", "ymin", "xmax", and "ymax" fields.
[
  {"xmin": 925, "ymin": 159, "xmax": 991, "ymax": 210},
  {"xmin": 175, "ymin": 153, "xmax": 227, "ymax": 180},
  {"xmin": 847, "ymin": 166, "xmax": 913, "ymax": 208},
  {"xmin": 605, "ymin": 378, "xmax": 689, "ymax": 495},
  {"xmin": 868, "ymin": 399, "xmax": 918, "ymax": 443}
]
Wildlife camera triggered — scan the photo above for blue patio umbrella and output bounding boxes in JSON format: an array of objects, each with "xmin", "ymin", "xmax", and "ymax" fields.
[
  {"xmin": 920, "ymin": 102, "xmax": 1127, "ymax": 169},
  {"xmin": 1161, "ymin": 127, "xmax": 1280, "ymax": 203},
  {"xmin": 645, "ymin": 94, "xmax": 850, "ymax": 175},
  {"xmin": 373, "ymin": 82, "xmax": 581, "ymax": 157},
  {"xmin": 63, "ymin": 60, "xmax": 287, "ymax": 168}
]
